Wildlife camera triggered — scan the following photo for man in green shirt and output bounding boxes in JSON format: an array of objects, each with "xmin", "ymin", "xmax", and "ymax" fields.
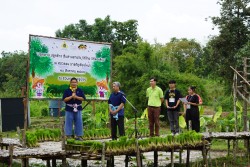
[{"xmin": 146, "ymin": 77, "xmax": 164, "ymax": 136}]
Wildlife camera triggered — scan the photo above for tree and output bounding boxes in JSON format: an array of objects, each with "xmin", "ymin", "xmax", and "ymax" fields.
[
  {"xmin": 91, "ymin": 47, "xmax": 111, "ymax": 82},
  {"xmin": 163, "ymin": 38, "xmax": 203, "ymax": 75},
  {"xmin": 0, "ymin": 51, "xmax": 27, "ymax": 97},
  {"xmin": 207, "ymin": 0, "xmax": 250, "ymax": 82},
  {"xmin": 55, "ymin": 16, "xmax": 139, "ymax": 56},
  {"xmin": 29, "ymin": 37, "xmax": 54, "ymax": 78}
]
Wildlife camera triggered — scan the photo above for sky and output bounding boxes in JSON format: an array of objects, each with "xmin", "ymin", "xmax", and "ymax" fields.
[{"xmin": 0, "ymin": 0, "xmax": 221, "ymax": 54}]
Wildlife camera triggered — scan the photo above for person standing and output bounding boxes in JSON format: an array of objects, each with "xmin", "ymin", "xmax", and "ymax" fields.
[
  {"xmin": 184, "ymin": 86, "xmax": 200, "ymax": 132},
  {"xmin": 146, "ymin": 77, "xmax": 164, "ymax": 137},
  {"xmin": 164, "ymin": 80, "xmax": 182, "ymax": 135},
  {"xmin": 108, "ymin": 82, "xmax": 126, "ymax": 140},
  {"xmin": 63, "ymin": 77, "xmax": 86, "ymax": 140}
]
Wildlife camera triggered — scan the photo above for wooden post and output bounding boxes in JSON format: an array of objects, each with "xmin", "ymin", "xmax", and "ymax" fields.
[
  {"xmin": 227, "ymin": 139, "xmax": 230, "ymax": 156},
  {"xmin": 46, "ymin": 159, "xmax": 51, "ymax": 167},
  {"xmin": 243, "ymin": 57, "xmax": 248, "ymax": 133},
  {"xmin": 179, "ymin": 150, "xmax": 182, "ymax": 164},
  {"xmin": 186, "ymin": 149, "xmax": 190, "ymax": 167},
  {"xmin": 202, "ymin": 137, "xmax": 208, "ymax": 167},
  {"xmin": 233, "ymin": 139, "xmax": 237, "ymax": 161},
  {"xmin": 171, "ymin": 149, "xmax": 174, "ymax": 167},
  {"xmin": 233, "ymin": 73, "xmax": 238, "ymax": 133},
  {"xmin": 61, "ymin": 157, "xmax": 67, "ymax": 167},
  {"xmin": 60, "ymin": 117, "xmax": 65, "ymax": 150},
  {"xmin": 52, "ymin": 158, "xmax": 56, "ymax": 167},
  {"xmin": 16, "ymin": 126, "xmax": 21, "ymax": 143},
  {"xmin": 101, "ymin": 142, "xmax": 105, "ymax": 167},
  {"xmin": 136, "ymin": 139, "xmax": 142, "ymax": 167},
  {"xmin": 22, "ymin": 97, "xmax": 28, "ymax": 147},
  {"xmin": 81, "ymin": 160, "xmax": 87, "ymax": 167},
  {"xmin": 243, "ymin": 58, "xmax": 249, "ymax": 151},
  {"xmin": 21, "ymin": 158, "xmax": 29, "ymax": 167},
  {"xmin": 8, "ymin": 144, "xmax": 14, "ymax": 167},
  {"xmin": 125, "ymin": 155, "xmax": 129, "ymax": 167},
  {"xmin": 154, "ymin": 151, "xmax": 158, "ymax": 167}
]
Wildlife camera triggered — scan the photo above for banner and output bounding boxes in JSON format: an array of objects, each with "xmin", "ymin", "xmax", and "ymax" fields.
[{"xmin": 28, "ymin": 35, "xmax": 111, "ymax": 100}]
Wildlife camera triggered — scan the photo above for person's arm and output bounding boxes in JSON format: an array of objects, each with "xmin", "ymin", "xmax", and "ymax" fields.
[
  {"xmin": 64, "ymin": 95, "xmax": 73, "ymax": 102},
  {"xmin": 74, "ymin": 89, "xmax": 85, "ymax": 101},
  {"xmin": 63, "ymin": 90, "xmax": 73, "ymax": 102},
  {"xmin": 112, "ymin": 103, "xmax": 124, "ymax": 115},
  {"xmin": 74, "ymin": 95, "xmax": 84, "ymax": 101},
  {"xmin": 174, "ymin": 99, "xmax": 181, "ymax": 109},
  {"xmin": 160, "ymin": 88, "xmax": 164, "ymax": 104},
  {"xmin": 188, "ymin": 95, "xmax": 199, "ymax": 106}
]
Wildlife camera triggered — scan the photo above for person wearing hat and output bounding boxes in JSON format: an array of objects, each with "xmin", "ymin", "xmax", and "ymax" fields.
[{"xmin": 164, "ymin": 80, "xmax": 182, "ymax": 135}]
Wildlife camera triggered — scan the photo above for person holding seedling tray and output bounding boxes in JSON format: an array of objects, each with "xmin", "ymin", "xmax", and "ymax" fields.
[
  {"xmin": 108, "ymin": 82, "xmax": 126, "ymax": 140},
  {"xmin": 63, "ymin": 77, "xmax": 86, "ymax": 140}
]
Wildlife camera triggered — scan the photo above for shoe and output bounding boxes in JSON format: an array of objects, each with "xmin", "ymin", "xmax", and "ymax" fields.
[
  {"xmin": 66, "ymin": 136, "xmax": 73, "ymax": 139},
  {"xmin": 75, "ymin": 137, "xmax": 83, "ymax": 141}
]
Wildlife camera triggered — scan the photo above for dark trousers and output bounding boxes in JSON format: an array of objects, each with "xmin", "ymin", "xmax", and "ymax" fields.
[
  {"xmin": 185, "ymin": 109, "xmax": 200, "ymax": 132},
  {"xmin": 111, "ymin": 116, "xmax": 125, "ymax": 140},
  {"xmin": 167, "ymin": 110, "xmax": 179, "ymax": 133},
  {"xmin": 148, "ymin": 106, "xmax": 161, "ymax": 136}
]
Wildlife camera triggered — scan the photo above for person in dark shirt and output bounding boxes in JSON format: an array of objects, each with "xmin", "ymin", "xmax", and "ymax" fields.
[
  {"xmin": 164, "ymin": 80, "xmax": 182, "ymax": 135},
  {"xmin": 108, "ymin": 82, "xmax": 126, "ymax": 140},
  {"xmin": 63, "ymin": 77, "xmax": 86, "ymax": 140},
  {"xmin": 184, "ymin": 86, "xmax": 200, "ymax": 132}
]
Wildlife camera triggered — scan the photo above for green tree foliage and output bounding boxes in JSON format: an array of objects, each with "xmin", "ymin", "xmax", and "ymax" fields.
[
  {"xmin": 0, "ymin": 51, "xmax": 27, "ymax": 97},
  {"xmin": 55, "ymin": 15, "xmax": 139, "ymax": 56},
  {"xmin": 30, "ymin": 37, "xmax": 54, "ymax": 78},
  {"xmin": 91, "ymin": 47, "xmax": 111, "ymax": 80},
  {"xmin": 163, "ymin": 38, "xmax": 203, "ymax": 75},
  {"xmin": 207, "ymin": 0, "xmax": 250, "ymax": 82}
]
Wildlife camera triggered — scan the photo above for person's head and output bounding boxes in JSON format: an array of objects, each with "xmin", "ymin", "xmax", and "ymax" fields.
[
  {"xmin": 112, "ymin": 82, "xmax": 121, "ymax": 92},
  {"xmin": 188, "ymin": 86, "xmax": 196, "ymax": 95},
  {"xmin": 70, "ymin": 77, "xmax": 78, "ymax": 88},
  {"xmin": 168, "ymin": 80, "xmax": 176, "ymax": 89},
  {"xmin": 150, "ymin": 77, "xmax": 157, "ymax": 88}
]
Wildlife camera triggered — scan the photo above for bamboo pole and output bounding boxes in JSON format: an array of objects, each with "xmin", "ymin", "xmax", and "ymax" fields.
[
  {"xmin": 243, "ymin": 58, "xmax": 248, "ymax": 133},
  {"xmin": 230, "ymin": 66, "xmax": 250, "ymax": 87}
]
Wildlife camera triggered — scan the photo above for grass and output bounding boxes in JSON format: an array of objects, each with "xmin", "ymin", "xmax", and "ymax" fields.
[{"xmin": 211, "ymin": 139, "xmax": 246, "ymax": 152}]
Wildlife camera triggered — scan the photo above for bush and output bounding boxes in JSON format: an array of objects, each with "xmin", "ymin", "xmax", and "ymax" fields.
[{"xmin": 41, "ymin": 107, "xmax": 49, "ymax": 116}]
